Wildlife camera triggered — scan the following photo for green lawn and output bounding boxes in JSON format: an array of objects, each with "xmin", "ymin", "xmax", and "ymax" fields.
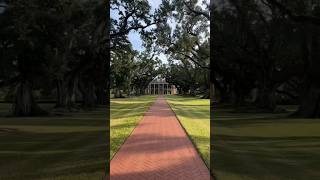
[
  {"xmin": 166, "ymin": 95, "xmax": 210, "ymax": 167},
  {"xmin": 0, "ymin": 103, "xmax": 107, "ymax": 180},
  {"xmin": 110, "ymin": 95, "xmax": 156, "ymax": 159},
  {"xmin": 212, "ymin": 105, "xmax": 320, "ymax": 180}
]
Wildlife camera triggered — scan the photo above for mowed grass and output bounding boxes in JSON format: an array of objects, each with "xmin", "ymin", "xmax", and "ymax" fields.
[
  {"xmin": 110, "ymin": 95, "xmax": 156, "ymax": 159},
  {"xmin": 166, "ymin": 95, "xmax": 210, "ymax": 167},
  {"xmin": 0, "ymin": 103, "xmax": 107, "ymax": 180},
  {"xmin": 213, "ymin": 105, "xmax": 320, "ymax": 180}
]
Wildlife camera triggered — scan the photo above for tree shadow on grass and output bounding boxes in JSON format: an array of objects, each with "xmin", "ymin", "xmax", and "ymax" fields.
[
  {"xmin": 213, "ymin": 116, "xmax": 320, "ymax": 128},
  {"xmin": 0, "ymin": 122, "xmax": 107, "ymax": 180},
  {"xmin": 212, "ymin": 126, "xmax": 320, "ymax": 180},
  {"xmin": 211, "ymin": 106, "xmax": 320, "ymax": 180}
]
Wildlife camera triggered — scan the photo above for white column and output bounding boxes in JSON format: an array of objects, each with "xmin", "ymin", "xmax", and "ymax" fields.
[
  {"xmin": 166, "ymin": 84, "xmax": 168, "ymax": 94},
  {"xmin": 162, "ymin": 84, "xmax": 164, "ymax": 94},
  {"xmin": 152, "ymin": 84, "xmax": 154, "ymax": 94}
]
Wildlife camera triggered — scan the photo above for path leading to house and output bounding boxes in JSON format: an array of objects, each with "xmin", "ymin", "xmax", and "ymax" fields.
[{"xmin": 110, "ymin": 96, "xmax": 210, "ymax": 180}]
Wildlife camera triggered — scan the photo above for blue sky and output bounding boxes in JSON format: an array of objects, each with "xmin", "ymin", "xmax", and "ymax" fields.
[{"xmin": 0, "ymin": 1, "xmax": 7, "ymax": 14}]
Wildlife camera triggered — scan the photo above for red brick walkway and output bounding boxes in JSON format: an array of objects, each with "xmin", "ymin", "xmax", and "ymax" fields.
[{"xmin": 110, "ymin": 96, "xmax": 210, "ymax": 180}]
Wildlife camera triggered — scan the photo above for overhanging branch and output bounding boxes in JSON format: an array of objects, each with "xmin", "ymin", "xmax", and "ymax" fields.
[
  {"xmin": 183, "ymin": 2, "xmax": 210, "ymax": 19},
  {"xmin": 176, "ymin": 51, "xmax": 210, "ymax": 69},
  {"xmin": 110, "ymin": 22, "xmax": 158, "ymax": 39}
]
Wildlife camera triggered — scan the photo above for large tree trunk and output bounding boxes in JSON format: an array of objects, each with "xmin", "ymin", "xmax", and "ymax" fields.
[
  {"xmin": 201, "ymin": 72, "xmax": 211, "ymax": 99},
  {"xmin": 96, "ymin": 86, "xmax": 107, "ymax": 105},
  {"xmin": 294, "ymin": 23, "xmax": 320, "ymax": 118},
  {"xmin": 233, "ymin": 92, "xmax": 245, "ymax": 108},
  {"xmin": 95, "ymin": 58, "xmax": 108, "ymax": 105},
  {"xmin": 190, "ymin": 86, "xmax": 196, "ymax": 96},
  {"xmin": 140, "ymin": 87, "xmax": 145, "ymax": 95},
  {"xmin": 55, "ymin": 78, "xmax": 78, "ymax": 111},
  {"xmin": 126, "ymin": 86, "xmax": 131, "ymax": 97},
  {"xmin": 212, "ymin": 75, "xmax": 230, "ymax": 103},
  {"xmin": 66, "ymin": 78, "xmax": 77, "ymax": 108},
  {"xmin": 135, "ymin": 88, "xmax": 140, "ymax": 96},
  {"xmin": 210, "ymin": 82, "xmax": 215, "ymax": 103},
  {"xmin": 296, "ymin": 86, "xmax": 320, "ymax": 118},
  {"xmin": 182, "ymin": 87, "xmax": 189, "ymax": 95},
  {"xmin": 79, "ymin": 80, "xmax": 97, "ymax": 108},
  {"xmin": 114, "ymin": 88, "xmax": 124, "ymax": 98},
  {"xmin": 255, "ymin": 87, "xmax": 276, "ymax": 111},
  {"xmin": 55, "ymin": 79, "xmax": 67, "ymax": 108},
  {"xmin": 12, "ymin": 81, "xmax": 47, "ymax": 116}
]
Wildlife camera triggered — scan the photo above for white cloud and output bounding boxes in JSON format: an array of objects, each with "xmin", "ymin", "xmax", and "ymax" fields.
[
  {"xmin": 128, "ymin": 31, "xmax": 145, "ymax": 51},
  {"xmin": 156, "ymin": 53, "xmax": 168, "ymax": 64}
]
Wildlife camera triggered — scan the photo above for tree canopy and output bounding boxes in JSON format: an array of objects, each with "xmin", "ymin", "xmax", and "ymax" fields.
[
  {"xmin": 110, "ymin": 0, "xmax": 210, "ymax": 98},
  {"xmin": 0, "ymin": 0, "xmax": 108, "ymax": 116},
  {"xmin": 212, "ymin": 0, "xmax": 320, "ymax": 117}
]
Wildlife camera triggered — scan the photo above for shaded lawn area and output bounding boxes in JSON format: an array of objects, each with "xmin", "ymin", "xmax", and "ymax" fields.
[
  {"xmin": 110, "ymin": 95, "xmax": 156, "ymax": 159},
  {"xmin": 212, "ymin": 105, "xmax": 320, "ymax": 180},
  {"xmin": 0, "ymin": 103, "xmax": 107, "ymax": 180},
  {"xmin": 166, "ymin": 95, "xmax": 210, "ymax": 167}
]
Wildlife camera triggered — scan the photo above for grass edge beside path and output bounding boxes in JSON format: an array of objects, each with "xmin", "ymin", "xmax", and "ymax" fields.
[
  {"xmin": 110, "ymin": 95, "xmax": 157, "ymax": 159},
  {"xmin": 165, "ymin": 95, "xmax": 210, "ymax": 167}
]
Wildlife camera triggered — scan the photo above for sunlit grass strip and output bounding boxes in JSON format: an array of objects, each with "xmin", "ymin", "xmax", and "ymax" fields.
[
  {"xmin": 110, "ymin": 95, "xmax": 157, "ymax": 159},
  {"xmin": 166, "ymin": 95, "xmax": 210, "ymax": 167}
]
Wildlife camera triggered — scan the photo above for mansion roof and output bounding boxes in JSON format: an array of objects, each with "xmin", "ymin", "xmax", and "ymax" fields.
[{"xmin": 149, "ymin": 77, "xmax": 169, "ymax": 84}]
